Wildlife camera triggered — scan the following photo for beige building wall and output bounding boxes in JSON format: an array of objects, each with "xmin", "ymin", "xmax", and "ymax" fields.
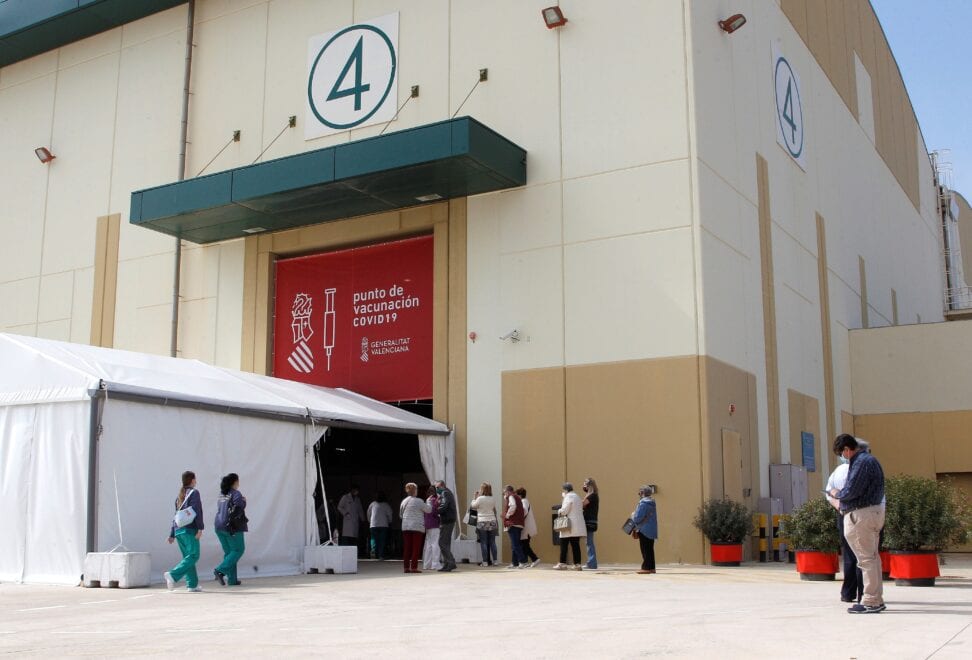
[
  {"xmin": 0, "ymin": 1, "xmax": 952, "ymax": 564},
  {"xmin": 686, "ymin": 0, "xmax": 943, "ymax": 497},
  {"xmin": 850, "ymin": 321, "xmax": 972, "ymax": 544}
]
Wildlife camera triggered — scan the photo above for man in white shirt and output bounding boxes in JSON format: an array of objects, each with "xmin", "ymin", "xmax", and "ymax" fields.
[{"xmin": 367, "ymin": 493, "xmax": 394, "ymax": 560}]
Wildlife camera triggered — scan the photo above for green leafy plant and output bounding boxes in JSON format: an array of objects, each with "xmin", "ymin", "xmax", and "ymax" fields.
[
  {"xmin": 779, "ymin": 496, "xmax": 841, "ymax": 554},
  {"xmin": 884, "ymin": 475, "xmax": 972, "ymax": 552},
  {"xmin": 693, "ymin": 498, "xmax": 752, "ymax": 544}
]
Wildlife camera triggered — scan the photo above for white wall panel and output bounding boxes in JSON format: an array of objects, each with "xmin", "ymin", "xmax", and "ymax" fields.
[
  {"xmin": 564, "ymin": 229, "xmax": 697, "ymax": 365},
  {"xmin": 499, "ymin": 246, "xmax": 564, "ymax": 371},
  {"xmin": 113, "ymin": 30, "xmax": 186, "ymax": 261},
  {"xmin": 465, "ymin": 196, "xmax": 503, "ymax": 495},
  {"xmin": 564, "ymin": 160, "xmax": 691, "ymax": 245},
  {"xmin": 450, "ymin": 0, "xmax": 561, "ymax": 185},
  {"xmin": 42, "ymin": 54, "xmax": 118, "ymax": 275},
  {"xmin": 186, "ymin": 3, "xmax": 269, "ymax": 175},
  {"xmin": 37, "ymin": 272, "xmax": 74, "ymax": 323},
  {"xmin": 497, "ymin": 183, "xmax": 563, "ymax": 255},
  {"xmin": 560, "ymin": 0, "xmax": 688, "ymax": 179}
]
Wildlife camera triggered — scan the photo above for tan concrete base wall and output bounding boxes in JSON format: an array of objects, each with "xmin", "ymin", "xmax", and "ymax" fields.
[
  {"xmin": 855, "ymin": 411, "xmax": 972, "ymax": 479},
  {"xmin": 500, "ymin": 356, "xmax": 762, "ymax": 565}
]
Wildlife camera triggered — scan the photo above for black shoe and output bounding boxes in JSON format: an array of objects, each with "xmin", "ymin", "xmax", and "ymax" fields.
[
  {"xmin": 214, "ymin": 570, "xmax": 226, "ymax": 586},
  {"xmin": 847, "ymin": 603, "xmax": 885, "ymax": 614},
  {"xmin": 840, "ymin": 597, "xmax": 855, "ymax": 603},
  {"xmin": 437, "ymin": 567, "xmax": 450, "ymax": 572}
]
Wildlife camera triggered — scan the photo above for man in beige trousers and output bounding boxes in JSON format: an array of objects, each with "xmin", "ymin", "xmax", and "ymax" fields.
[{"xmin": 829, "ymin": 434, "xmax": 887, "ymax": 614}]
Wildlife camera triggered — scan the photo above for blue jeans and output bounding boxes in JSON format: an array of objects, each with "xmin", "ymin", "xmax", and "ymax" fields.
[
  {"xmin": 586, "ymin": 529, "xmax": 597, "ymax": 568},
  {"xmin": 507, "ymin": 527, "xmax": 525, "ymax": 566},
  {"xmin": 478, "ymin": 527, "xmax": 497, "ymax": 564}
]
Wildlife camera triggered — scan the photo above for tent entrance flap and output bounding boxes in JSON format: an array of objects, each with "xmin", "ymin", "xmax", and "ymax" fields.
[{"xmin": 316, "ymin": 426, "xmax": 427, "ymax": 559}]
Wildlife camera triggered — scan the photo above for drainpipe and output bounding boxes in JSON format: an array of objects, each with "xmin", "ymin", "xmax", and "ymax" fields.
[{"xmin": 172, "ymin": 0, "xmax": 195, "ymax": 357}]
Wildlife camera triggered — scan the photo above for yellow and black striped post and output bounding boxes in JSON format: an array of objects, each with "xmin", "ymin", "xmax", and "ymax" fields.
[
  {"xmin": 752, "ymin": 513, "xmax": 768, "ymax": 562},
  {"xmin": 772, "ymin": 514, "xmax": 784, "ymax": 561}
]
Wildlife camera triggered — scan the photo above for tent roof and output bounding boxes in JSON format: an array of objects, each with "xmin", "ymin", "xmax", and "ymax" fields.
[{"xmin": 0, "ymin": 334, "xmax": 447, "ymax": 436}]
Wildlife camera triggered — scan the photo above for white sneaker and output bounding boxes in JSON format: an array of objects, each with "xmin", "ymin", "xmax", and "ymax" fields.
[
  {"xmin": 163, "ymin": 572, "xmax": 175, "ymax": 591},
  {"xmin": 553, "ymin": 563, "xmax": 568, "ymax": 570},
  {"xmin": 517, "ymin": 564, "xmax": 525, "ymax": 569},
  {"xmin": 186, "ymin": 586, "xmax": 203, "ymax": 593},
  {"xmin": 530, "ymin": 559, "xmax": 541, "ymax": 568},
  {"xmin": 573, "ymin": 565, "xmax": 583, "ymax": 571}
]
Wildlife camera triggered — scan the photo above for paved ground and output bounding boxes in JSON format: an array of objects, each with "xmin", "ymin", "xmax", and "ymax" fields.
[{"xmin": 1, "ymin": 557, "xmax": 970, "ymax": 658}]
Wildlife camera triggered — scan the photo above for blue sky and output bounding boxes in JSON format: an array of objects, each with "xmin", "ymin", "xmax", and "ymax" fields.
[{"xmin": 871, "ymin": 0, "xmax": 972, "ymax": 197}]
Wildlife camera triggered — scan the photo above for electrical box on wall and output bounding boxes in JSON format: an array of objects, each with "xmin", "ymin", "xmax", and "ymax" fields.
[{"xmin": 769, "ymin": 464, "xmax": 808, "ymax": 513}]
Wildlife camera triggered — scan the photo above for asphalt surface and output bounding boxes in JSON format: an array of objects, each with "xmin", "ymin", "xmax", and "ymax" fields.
[{"xmin": 1, "ymin": 557, "xmax": 970, "ymax": 658}]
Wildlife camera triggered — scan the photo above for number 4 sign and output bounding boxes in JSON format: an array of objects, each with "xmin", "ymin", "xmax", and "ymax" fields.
[
  {"xmin": 306, "ymin": 13, "xmax": 399, "ymax": 140},
  {"xmin": 773, "ymin": 45, "xmax": 806, "ymax": 170}
]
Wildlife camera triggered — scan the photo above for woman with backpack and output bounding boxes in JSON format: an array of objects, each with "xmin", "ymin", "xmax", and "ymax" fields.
[
  {"xmin": 213, "ymin": 472, "xmax": 247, "ymax": 586},
  {"xmin": 164, "ymin": 470, "xmax": 204, "ymax": 592}
]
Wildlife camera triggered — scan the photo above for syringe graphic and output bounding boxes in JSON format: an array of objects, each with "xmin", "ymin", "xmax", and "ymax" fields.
[{"xmin": 323, "ymin": 288, "xmax": 336, "ymax": 371}]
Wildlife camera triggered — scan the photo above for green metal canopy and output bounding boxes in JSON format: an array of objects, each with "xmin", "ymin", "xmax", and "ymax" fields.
[
  {"xmin": 0, "ymin": 1, "xmax": 187, "ymax": 68},
  {"xmin": 129, "ymin": 117, "xmax": 527, "ymax": 244}
]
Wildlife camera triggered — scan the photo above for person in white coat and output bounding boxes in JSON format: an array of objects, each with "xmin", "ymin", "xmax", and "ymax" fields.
[
  {"xmin": 337, "ymin": 486, "xmax": 366, "ymax": 556},
  {"xmin": 554, "ymin": 482, "xmax": 586, "ymax": 570}
]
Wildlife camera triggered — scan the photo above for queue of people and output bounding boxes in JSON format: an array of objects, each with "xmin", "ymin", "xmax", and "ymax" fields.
[{"xmin": 163, "ymin": 471, "xmax": 662, "ymax": 588}]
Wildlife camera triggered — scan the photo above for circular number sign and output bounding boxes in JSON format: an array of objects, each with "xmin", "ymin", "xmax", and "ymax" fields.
[
  {"xmin": 774, "ymin": 56, "xmax": 804, "ymax": 159},
  {"xmin": 308, "ymin": 24, "xmax": 397, "ymax": 130}
]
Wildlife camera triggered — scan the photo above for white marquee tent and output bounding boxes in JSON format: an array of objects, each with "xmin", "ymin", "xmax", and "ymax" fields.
[{"xmin": 0, "ymin": 333, "xmax": 452, "ymax": 585}]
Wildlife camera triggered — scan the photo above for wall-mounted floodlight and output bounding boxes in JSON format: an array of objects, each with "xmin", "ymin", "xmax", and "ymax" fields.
[
  {"xmin": 541, "ymin": 6, "xmax": 567, "ymax": 29},
  {"xmin": 34, "ymin": 147, "xmax": 56, "ymax": 163},
  {"xmin": 718, "ymin": 13, "xmax": 747, "ymax": 34}
]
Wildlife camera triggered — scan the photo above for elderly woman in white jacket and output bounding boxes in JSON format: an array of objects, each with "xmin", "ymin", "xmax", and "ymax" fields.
[{"xmin": 554, "ymin": 482, "xmax": 587, "ymax": 570}]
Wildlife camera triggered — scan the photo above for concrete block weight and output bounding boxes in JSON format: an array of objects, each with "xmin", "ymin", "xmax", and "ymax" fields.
[
  {"xmin": 82, "ymin": 552, "xmax": 151, "ymax": 588},
  {"xmin": 304, "ymin": 545, "xmax": 358, "ymax": 574}
]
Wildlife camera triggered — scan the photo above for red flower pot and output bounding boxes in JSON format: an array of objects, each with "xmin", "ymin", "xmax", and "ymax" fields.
[
  {"xmin": 880, "ymin": 550, "xmax": 891, "ymax": 579},
  {"xmin": 795, "ymin": 550, "xmax": 839, "ymax": 581},
  {"xmin": 889, "ymin": 551, "xmax": 940, "ymax": 587},
  {"xmin": 710, "ymin": 542, "xmax": 743, "ymax": 566}
]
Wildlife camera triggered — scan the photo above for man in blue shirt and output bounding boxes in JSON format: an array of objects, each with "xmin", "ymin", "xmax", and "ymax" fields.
[{"xmin": 828, "ymin": 434, "xmax": 886, "ymax": 614}]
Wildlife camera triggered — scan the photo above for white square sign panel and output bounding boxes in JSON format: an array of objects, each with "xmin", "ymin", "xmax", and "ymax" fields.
[
  {"xmin": 305, "ymin": 13, "xmax": 399, "ymax": 140},
  {"xmin": 772, "ymin": 44, "xmax": 807, "ymax": 170}
]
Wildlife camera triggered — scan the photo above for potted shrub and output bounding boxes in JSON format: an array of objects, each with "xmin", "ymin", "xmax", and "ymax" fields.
[
  {"xmin": 883, "ymin": 475, "xmax": 971, "ymax": 586},
  {"xmin": 779, "ymin": 497, "xmax": 841, "ymax": 581},
  {"xmin": 693, "ymin": 498, "xmax": 752, "ymax": 566}
]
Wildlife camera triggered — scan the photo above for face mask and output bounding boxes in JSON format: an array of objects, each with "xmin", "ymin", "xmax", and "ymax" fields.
[
  {"xmin": 582, "ymin": 486, "xmax": 589, "ymax": 493},
  {"xmin": 436, "ymin": 487, "xmax": 444, "ymax": 494},
  {"xmin": 839, "ymin": 456, "xmax": 849, "ymax": 465}
]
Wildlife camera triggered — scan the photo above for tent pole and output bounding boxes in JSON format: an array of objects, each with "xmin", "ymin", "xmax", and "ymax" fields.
[{"xmin": 85, "ymin": 391, "xmax": 104, "ymax": 553}]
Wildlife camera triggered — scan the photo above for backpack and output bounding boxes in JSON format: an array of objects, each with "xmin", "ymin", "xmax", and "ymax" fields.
[{"xmin": 226, "ymin": 493, "xmax": 248, "ymax": 534}]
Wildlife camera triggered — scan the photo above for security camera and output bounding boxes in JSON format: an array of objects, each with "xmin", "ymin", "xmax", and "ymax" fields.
[{"xmin": 499, "ymin": 329, "xmax": 520, "ymax": 342}]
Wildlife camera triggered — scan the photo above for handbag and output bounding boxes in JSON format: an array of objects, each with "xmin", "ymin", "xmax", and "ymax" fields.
[
  {"xmin": 463, "ymin": 508, "xmax": 478, "ymax": 526},
  {"xmin": 553, "ymin": 514, "xmax": 571, "ymax": 533},
  {"xmin": 173, "ymin": 489, "xmax": 196, "ymax": 528},
  {"xmin": 622, "ymin": 517, "xmax": 637, "ymax": 535}
]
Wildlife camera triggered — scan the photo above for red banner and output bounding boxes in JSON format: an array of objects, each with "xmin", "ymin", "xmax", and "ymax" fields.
[{"xmin": 272, "ymin": 235, "xmax": 433, "ymax": 402}]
